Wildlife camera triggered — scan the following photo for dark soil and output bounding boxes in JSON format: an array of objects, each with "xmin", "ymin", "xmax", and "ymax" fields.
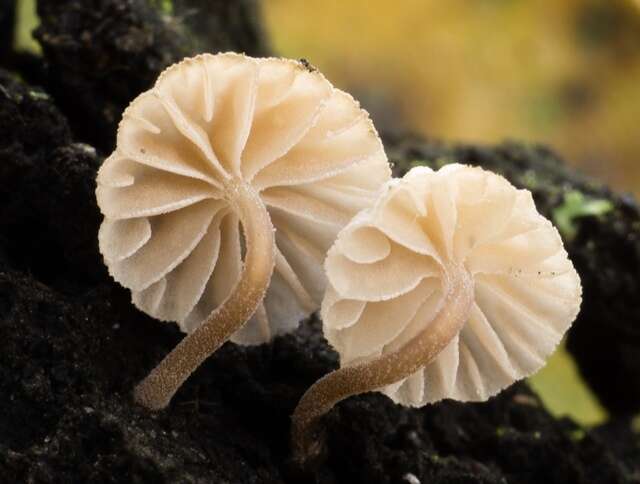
[
  {"xmin": 1, "ymin": 1, "xmax": 639, "ymax": 483},
  {"xmin": 0, "ymin": 0, "xmax": 15, "ymax": 64},
  {"xmin": 31, "ymin": 0, "xmax": 270, "ymax": 153}
]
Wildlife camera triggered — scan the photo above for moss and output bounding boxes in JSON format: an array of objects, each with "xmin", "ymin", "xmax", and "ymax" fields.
[
  {"xmin": 26, "ymin": 89, "xmax": 49, "ymax": 101},
  {"xmin": 552, "ymin": 190, "xmax": 614, "ymax": 240},
  {"xmin": 153, "ymin": 0, "xmax": 174, "ymax": 15},
  {"xmin": 569, "ymin": 428, "xmax": 587, "ymax": 442},
  {"xmin": 428, "ymin": 453, "xmax": 442, "ymax": 464},
  {"xmin": 521, "ymin": 169, "xmax": 539, "ymax": 190}
]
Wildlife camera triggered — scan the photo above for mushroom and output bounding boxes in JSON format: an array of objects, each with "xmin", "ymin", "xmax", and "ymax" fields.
[
  {"xmin": 96, "ymin": 53, "xmax": 391, "ymax": 410},
  {"xmin": 291, "ymin": 164, "xmax": 582, "ymax": 462}
]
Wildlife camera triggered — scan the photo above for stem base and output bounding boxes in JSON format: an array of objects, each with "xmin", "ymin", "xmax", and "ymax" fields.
[
  {"xmin": 134, "ymin": 182, "xmax": 275, "ymax": 410},
  {"xmin": 291, "ymin": 264, "xmax": 474, "ymax": 464}
]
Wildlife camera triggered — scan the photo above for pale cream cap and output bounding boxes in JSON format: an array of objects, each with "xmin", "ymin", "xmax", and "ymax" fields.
[
  {"xmin": 323, "ymin": 164, "xmax": 582, "ymax": 405},
  {"xmin": 96, "ymin": 53, "xmax": 391, "ymax": 344}
]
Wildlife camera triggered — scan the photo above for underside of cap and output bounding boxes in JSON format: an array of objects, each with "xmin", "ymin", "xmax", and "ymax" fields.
[
  {"xmin": 322, "ymin": 164, "xmax": 582, "ymax": 406},
  {"xmin": 96, "ymin": 53, "xmax": 391, "ymax": 344}
]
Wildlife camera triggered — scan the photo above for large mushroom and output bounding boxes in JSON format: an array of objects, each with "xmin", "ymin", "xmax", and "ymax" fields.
[
  {"xmin": 291, "ymin": 164, "xmax": 582, "ymax": 462},
  {"xmin": 96, "ymin": 53, "xmax": 391, "ymax": 410}
]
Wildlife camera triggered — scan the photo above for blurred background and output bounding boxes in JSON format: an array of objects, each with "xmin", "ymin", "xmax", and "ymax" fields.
[
  {"xmin": 15, "ymin": 0, "xmax": 639, "ymax": 426},
  {"xmin": 264, "ymin": 0, "xmax": 640, "ymax": 198}
]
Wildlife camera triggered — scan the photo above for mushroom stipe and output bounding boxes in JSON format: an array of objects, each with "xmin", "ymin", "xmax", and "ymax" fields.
[
  {"xmin": 133, "ymin": 182, "xmax": 275, "ymax": 409},
  {"xmin": 292, "ymin": 262, "xmax": 474, "ymax": 463},
  {"xmin": 96, "ymin": 53, "xmax": 391, "ymax": 410},
  {"xmin": 95, "ymin": 53, "xmax": 581, "ymax": 469},
  {"xmin": 291, "ymin": 164, "xmax": 582, "ymax": 464}
]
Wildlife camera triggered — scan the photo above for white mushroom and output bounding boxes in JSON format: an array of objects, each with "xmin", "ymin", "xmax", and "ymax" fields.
[
  {"xmin": 291, "ymin": 164, "xmax": 582, "ymax": 461},
  {"xmin": 96, "ymin": 53, "xmax": 391, "ymax": 410}
]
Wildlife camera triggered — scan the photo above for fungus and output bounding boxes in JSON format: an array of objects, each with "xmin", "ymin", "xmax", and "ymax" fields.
[
  {"xmin": 96, "ymin": 53, "xmax": 391, "ymax": 410},
  {"xmin": 291, "ymin": 164, "xmax": 582, "ymax": 462}
]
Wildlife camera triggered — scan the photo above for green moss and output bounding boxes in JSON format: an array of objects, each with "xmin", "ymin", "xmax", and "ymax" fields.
[
  {"xmin": 152, "ymin": 0, "xmax": 174, "ymax": 15},
  {"xmin": 569, "ymin": 428, "xmax": 587, "ymax": 441},
  {"xmin": 27, "ymin": 89, "xmax": 50, "ymax": 101},
  {"xmin": 521, "ymin": 169, "xmax": 539, "ymax": 190},
  {"xmin": 552, "ymin": 190, "xmax": 614, "ymax": 240},
  {"xmin": 428, "ymin": 453, "xmax": 442, "ymax": 464}
]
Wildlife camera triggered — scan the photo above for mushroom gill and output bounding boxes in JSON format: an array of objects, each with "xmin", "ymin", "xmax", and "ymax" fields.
[
  {"xmin": 96, "ymin": 53, "xmax": 391, "ymax": 410},
  {"xmin": 291, "ymin": 164, "xmax": 582, "ymax": 462}
]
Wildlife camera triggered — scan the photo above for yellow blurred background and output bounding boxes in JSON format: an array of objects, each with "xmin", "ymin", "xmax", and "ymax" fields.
[{"xmin": 264, "ymin": 0, "xmax": 640, "ymax": 197}]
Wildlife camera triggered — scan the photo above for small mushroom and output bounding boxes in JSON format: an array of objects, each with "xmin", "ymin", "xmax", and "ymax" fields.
[
  {"xmin": 291, "ymin": 164, "xmax": 582, "ymax": 462},
  {"xmin": 96, "ymin": 53, "xmax": 391, "ymax": 410}
]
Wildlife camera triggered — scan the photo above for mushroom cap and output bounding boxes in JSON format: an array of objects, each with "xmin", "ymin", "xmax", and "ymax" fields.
[
  {"xmin": 322, "ymin": 164, "xmax": 582, "ymax": 406},
  {"xmin": 96, "ymin": 53, "xmax": 390, "ymax": 344}
]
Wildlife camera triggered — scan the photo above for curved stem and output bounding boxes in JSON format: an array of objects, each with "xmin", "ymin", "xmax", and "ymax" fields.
[
  {"xmin": 134, "ymin": 182, "xmax": 275, "ymax": 410},
  {"xmin": 291, "ymin": 264, "xmax": 474, "ymax": 464}
]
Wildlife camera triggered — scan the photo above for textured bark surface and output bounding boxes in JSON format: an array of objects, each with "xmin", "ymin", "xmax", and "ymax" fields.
[
  {"xmin": 1, "ymin": 2, "xmax": 639, "ymax": 483},
  {"xmin": 172, "ymin": 0, "xmax": 271, "ymax": 56},
  {"xmin": 33, "ymin": 0, "xmax": 270, "ymax": 153}
]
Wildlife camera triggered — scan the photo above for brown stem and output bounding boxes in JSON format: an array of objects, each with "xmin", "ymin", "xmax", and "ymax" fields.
[
  {"xmin": 290, "ymin": 264, "xmax": 474, "ymax": 464},
  {"xmin": 134, "ymin": 181, "xmax": 275, "ymax": 410}
]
